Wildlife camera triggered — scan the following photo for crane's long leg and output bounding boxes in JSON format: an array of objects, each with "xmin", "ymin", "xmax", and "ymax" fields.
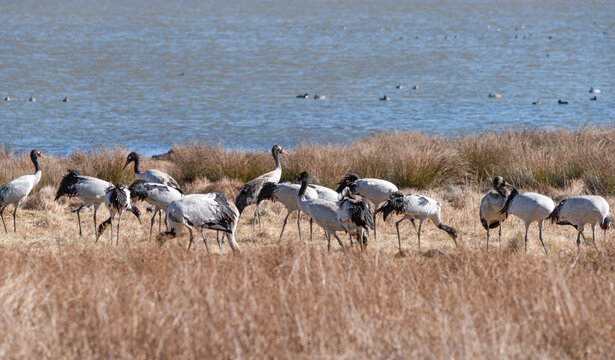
[
  {"xmin": 72, "ymin": 205, "xmax": 84, "ymax": 236},
  {"xmin": 298, "ymin": 212, "xmax": 303, "ymax": 242},
  {"xmin": 486, "ymin": 227, "xmax": 490, "ymax": 251},
  {"xmin": 590, "ymin": 224, "xmax": 596, "ymax": 249},
  {"xmin": 309, "ymin": 218, "xmax": 313, "ymax": 241},
  {"xmin": 576, "ymin": 231, "xmax": 581, "ymax": 251},
  {"xmin": 395, "ymin": 217, "xmax": 407, "ymax": 253},
  {"xmin": 12, "ymin": 205, "xmax": 18, "ymax": 233},
  {"xmin": 0, "ymin": 206, "xmax": 7, "ymax": 233},
  {"xmin": 294, "ymin": 210, "xmax": 302, "ymax": 242},
  {"xmin": 187, "ymin": 226, "xmax": 194, "ymax": 250},
  {"xmin": 149, "ymin": 208, "xmax": 157, "ymax": 240},
  {"xmin": 538, "ymin": 220, "xmax": 548, "ymax": 255},
  {"xmin": 109, "ymin": 213, "xmax": 114, "ymax": 243},
  {"xmin": 359, "ymin": 229, "xmax": 365, "ymax": 251},
  {"xmin": 116, "ymin": 210, "xmax": 125, "ymax": 245},
  {"xmin": 215, "ymin": 232, "xmax": 224, "ymax": 256},
  {"xmin": 198, "ymin": 228, "xmax": 210, "ymax": 254},
  {"xmin": 158, "ymin": 209, "xmax": 162, "ymax": 234},
  {"xmin": 498, "ymin": 223, "xmax": 502, "ymax": 249},
  {"xmin": 417, "ymin": 220, "xmax": 425, "ymax": 251},
  {"xmin": 332, "ymin": 232, "xmax": 346, "ymax": 253},
  {"xmin": 93, "ymin": 204, "xmax": 99, "ymax": 235},
  {"xmin": 279, "ymin": 211, "xmax": 291, "ymax": 241},
  {"xmin": 326, "ymin": 232, "xmax": 331, "ymax": 251},
  {"xmin": 373, "ymin": 202, "xmax": 379, "ymax": 241},
  {"xmin": 524, "ymin": 222, "xmax": 530, "ymax": 253}
]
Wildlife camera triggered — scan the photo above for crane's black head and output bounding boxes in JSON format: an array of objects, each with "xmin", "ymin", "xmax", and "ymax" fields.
[
  {"xmin": 601, "ymin": 217, "xmax": 611, "ymax": 231},
  {"xmin": 123, "ymin": 152, "xmax": 139, "ymax": 170},
  {"xmin": 272, "ymin": 145, "xmax": 290, "ymax": 156},
  {"xmin": 336, "ymin": 173, "xmax": 360, "ymax": 193},
  {"xmin": 30, "ymin": 149, "xmax": 43, "ymax": 160},
  {"xmin": 492, "ymin": 176, "xmax": 512, "ymax": 189}
]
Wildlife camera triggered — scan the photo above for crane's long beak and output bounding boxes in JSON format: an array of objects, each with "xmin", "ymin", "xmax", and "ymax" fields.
[
  {"xmin": 122, "ymin": 160, "xmax": 130, "ymax": 170},
  {"xmin": 281, "ymin": 149, "xmax": 291, "ymax": 155},
  {"xmin": 504, "ymin": 182, "xmax": 513, "ymax": 187}
]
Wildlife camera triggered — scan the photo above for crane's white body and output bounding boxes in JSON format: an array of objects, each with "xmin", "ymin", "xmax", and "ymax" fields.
[
  {"xmin": 136, "ymin": 169, "xmax": 180, "ymax": 190},
  {"xmin": 130, "ymin": 180, "xmax": 183, "ymax": 238},
  {"xmin": 551, "ymin": 195, "xmax": 610, "ymax": 247},
  {"xmin": 506, "ymin": 191, "xmax": 554, "ymax": 254},
  {"xmin": 297, "ymin": 195, "xmax": 347, "ymax": 250},
  {"xmin": 350, "ymin": 178, "xmax": 399, "ymax": 205},
  {"xmin": 378, "ymin": 193, "xmax": 457, "ymax": 252},
  {"xmin": 166, "ymin": 193, "xmax": 240, "ymax": 254},
  {"xmin": 310, "ymin": 184, "xmax": 340, "ymax": 202}
]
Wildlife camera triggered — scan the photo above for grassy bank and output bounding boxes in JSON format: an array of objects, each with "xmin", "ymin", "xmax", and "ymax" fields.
[
  {"xmin": 0, "ymin": 128, "xmax": 614, "ymax": 358},
  {"xmin": 3, "ymin": 127, "xmax": 615, "ymax": 194}
]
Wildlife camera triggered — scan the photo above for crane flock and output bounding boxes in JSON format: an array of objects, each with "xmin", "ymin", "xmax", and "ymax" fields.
[{"xmin": 0, "ymin": 146, "xmax": 611, "ymax": 256}]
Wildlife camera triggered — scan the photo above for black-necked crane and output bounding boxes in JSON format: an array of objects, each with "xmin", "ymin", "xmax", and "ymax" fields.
[
  {"xmin": 235, "ymin": 145, "xmax": 290, "ymax": 234},
  {"xmin": 377, "ymin": 192, "xmax": 458, "ymax": 254},
  {"xmin": 499, "ymin": 188, "xmax": 555, "ymax": 255},
  {"xmin": 308, "ymin": 183, "xmax": 340, "ymax": 241},
  {"xmin": 479, "ymin": 176, "xmax": 514, "ymax": 250},
  {"xmin": 297, "ymin": 172, "xmax": 373, "ymax": 251},
  {"xmin": 337, "ymin": 187, "xmax": 374, "ymax": 250},
  {"xmin": 0, "ymin": 149, "xmax": 44, "ymax": 232},
  {"xmin": 123, "ymin": 152, "xmax": 182, "ymax": 192},
  {"xmin": 158, "ymin": 193, "xmax": 240, "ymax": 255},
  {"xmin": 257, "ymin": 181, "xmax": 318, "ymax": 241},
  {"xmin": 549, "ymin": 195, "xmax": 611, "ymax": 249},
  {"xmin": 128, "ymin": 179, "xmax": 183, "ymax": 239},
  {"xmin": 55, "ymin": 169, "xmax": 111, "ymax": 236},
  {"xmin": 336, "ymin": 173, "xmax": 398, "ymax": 240},
  {"xmin": 96, "ymin": 184, "xmax": 141, "ymax": 244}
]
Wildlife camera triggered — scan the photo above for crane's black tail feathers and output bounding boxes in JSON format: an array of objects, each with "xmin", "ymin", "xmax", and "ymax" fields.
[
  {"xmin": 128, "ymin": 179, "xmax": 149, "ymax": 201},
  {"xmin": 341, "ymin": 196, "xmax": 374, "ymax": 230},
  {"xmin": 499, "ymin": 187, "xmax": 519, "ymax": 216},
  {"xmin": 257, "ymin": 182, "xmax": 277, "ymax": 204},
  {"xmin": 548, "ymin": 198, "xmax": 568, "ymax": 224},
  {"xmin": 376, "ymin": 192, "xmax": 405, "ymax": 221},
  {"xmin": 55, "ymin": 169, "xmax": 81, "ymax": 200},
  {"xmin": 234, "ymin": 186, "xmax": 251, "ymax": 215}
]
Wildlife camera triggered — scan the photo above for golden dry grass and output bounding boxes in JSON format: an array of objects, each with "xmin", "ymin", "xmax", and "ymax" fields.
[{"xmin": 1, "ymin": 129, "xmax": 615, "ymax": 358}]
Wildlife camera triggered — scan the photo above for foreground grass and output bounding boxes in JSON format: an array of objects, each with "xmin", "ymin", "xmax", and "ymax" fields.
[{"xmin": 0, "ymin": 182, "xmax": 614, "ymax": 358}]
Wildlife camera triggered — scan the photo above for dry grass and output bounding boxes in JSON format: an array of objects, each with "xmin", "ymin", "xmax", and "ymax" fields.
[{"xmin": 1, "ymin": 128, "xmax": 615, "ymax": 358}]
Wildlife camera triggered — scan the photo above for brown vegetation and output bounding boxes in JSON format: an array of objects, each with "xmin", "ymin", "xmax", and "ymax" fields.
[{"xmin": 0, "ymin": 128, "xmax": 614, "ymax": 358}]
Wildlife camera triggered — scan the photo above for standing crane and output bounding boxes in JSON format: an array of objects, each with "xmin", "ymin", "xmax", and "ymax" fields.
[
  {"xmin": 336, "ymin": 173, "xmax": 398, "ymax": 240},
  {"xmin": 377, "ymin": 192, "xmax": 458, "ymax": 254},
  {"xmin": 499, "ymin": 188, "xmax": 555, "ymax": 255},
  {"xmin": 158, "ymin": 193, "xmax": 241, "ymax": 255},
  {"xmin": 235, "ymin": 145, "xmax": 290, "ymax": 234},
  {"xmin": 55, "ymin": 169, "xmax": 111, "ymax": 237},
  {"xmin": 0, "ymin": 150, "xmax": 44, "ymax": 232},
  {"xmin": 95, "ymin": 184, "xmax": 141, "ymax": 244},
  {"xmin": 128, "ymin": 179, "xmax": 183, "ymax": 239},
  {"xmin": 479, "ymin": 176, "xmax": 514, "ymax": 250},
  {"xmin": 549, "ymin": 195, "xmax": 611, "ymax": 249}
]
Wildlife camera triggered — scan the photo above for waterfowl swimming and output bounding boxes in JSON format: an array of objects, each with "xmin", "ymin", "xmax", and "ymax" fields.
[
  {"xmin": 591, "ymin": 96, "xmax": 597, "ymax": 101},
  {"xmin": 532, "ymin": 100, "xmax": 541, "ymax": 105},
  {"xmin": 314, "ymin": 95, "xmax": 325, "ymax": 100},
  {"xmin": 396, "ymin": 84, "xmax": 403, "ymax": 89},
  {"xmin": 296, "ymin": 93, "xmax": 309, "ymax": 99},
  {"xmin": 380, "ymin": 95, "xmax": 390, "ymax": 101},
  {"xmin": 4, "ymin": 96, "xmax": 9, "ymax": 102},
  {"xmin": 29, "ymin": 97, "xmax": 36, "ymax": 102},
  {"xmin": 63, "ymin": 97, "xmax": 69, "ymax": 102},
  {"xmin": 558, "ymin": 99, "xmax": 568, "ymax": 104},
  {"xmin": 412, "ymin": 85, "xmax": 419, "ymax": 90},
  {"xmin": 589, "ymin": 87, "xmax": 601, "ymax": 94},
  {"xmin": 489, "ymin": 93, "xmax": 502, "ymax": 98}
]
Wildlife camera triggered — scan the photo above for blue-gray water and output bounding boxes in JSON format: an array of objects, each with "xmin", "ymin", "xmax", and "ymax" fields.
[{"xmin": 1, "ymin": 0, "xmax": 614, "ymax": 155}]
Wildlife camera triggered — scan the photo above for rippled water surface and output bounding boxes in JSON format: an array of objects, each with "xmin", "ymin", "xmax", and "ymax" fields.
[{"xmin": 1, "ymin": 0, "xmax": 614, "ymax": 155}]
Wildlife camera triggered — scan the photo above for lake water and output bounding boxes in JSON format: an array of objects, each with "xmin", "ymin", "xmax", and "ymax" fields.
[{"xmin": 0, "ymin": 0, "xmax": 613, "ymax": 155}]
